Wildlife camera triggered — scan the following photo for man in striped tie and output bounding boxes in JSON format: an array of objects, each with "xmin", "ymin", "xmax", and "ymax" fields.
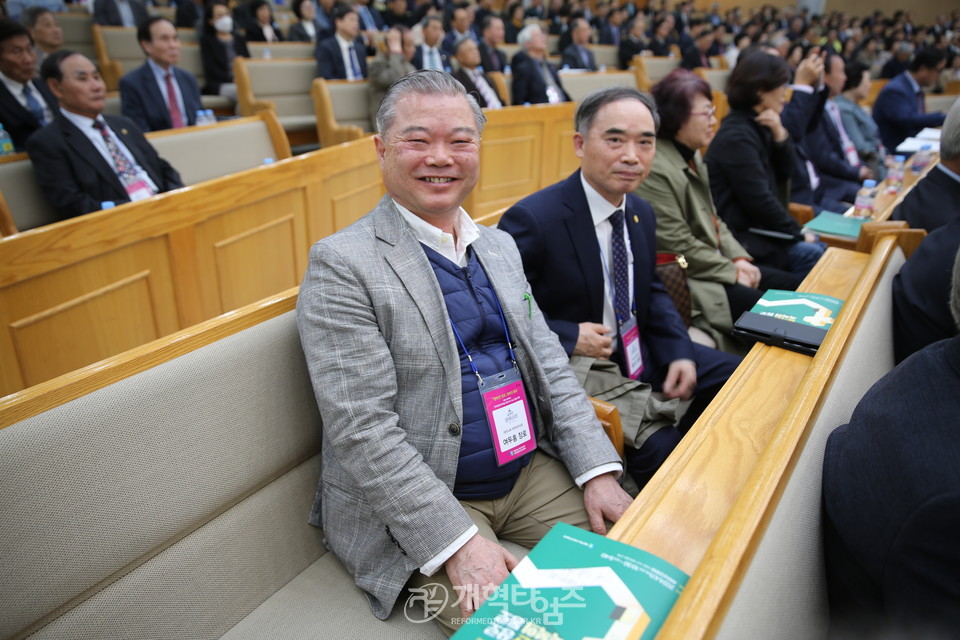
[
  {"xmin": 27, "ymin": 50, "xmax": 183, "ymax": 220},
  {"xmin": 119, "ymin": 17, "xmax": 203, "ymax": 132},
  {"xmin": 0, "ymin": 18, "xmax": 56, "ymax": 150}
]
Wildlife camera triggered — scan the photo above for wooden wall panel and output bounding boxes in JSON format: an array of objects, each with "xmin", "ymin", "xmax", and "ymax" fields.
[
  {"xmin": 0, "ymin": 238, "xmax": 179, "ymax": 395},
  {"xmin": 472, "ymin": 125, "xmax": 541, "ymax": 217},
  {"xmin": 308, "ymin": 139, "xmax": 383, "ymax": 239}
]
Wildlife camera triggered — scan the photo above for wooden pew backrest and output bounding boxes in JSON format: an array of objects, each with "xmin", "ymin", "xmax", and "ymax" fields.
[
  {"xmin": 247, "ymin": 41, "xmax": 316, "ymax": 60},
  {"xmin": 311, "ymin": 78, "xmax": 370, "ymax": 148},
  {"xmin": 560, "ymin": 70, "xmax": 638, "ymax": 102},
  {"xmin": 56, "ymin": 11, "xmax": 96, "ymax": 60},
  {"xmin": 0, "ymin": 152, "xmax": 59, "ymax": 233},
  {"xmin": 633, "ymin": 55, "xmax": 680, "ymax": 91},
  {"xmin": 234, "ymin": 58, "xmax": 318, "ymax": 144},
  {"xmin": 695, "ymin": 67, "xmax": 731, "ymax": 92},
  {"xmin": 93, "ymin": 25, "xmax": 141, "ymax": 91}
]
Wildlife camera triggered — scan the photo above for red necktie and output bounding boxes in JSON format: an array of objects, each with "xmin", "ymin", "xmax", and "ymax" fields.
[{"xmin": 165, "ymin": 73, "xmax": 185, "ymax": 129}]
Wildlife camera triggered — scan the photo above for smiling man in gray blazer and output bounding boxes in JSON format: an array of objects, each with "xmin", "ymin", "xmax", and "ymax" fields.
[{"xmin": 297, "ymin": 70, "xmax": 632, "ymax": 634}]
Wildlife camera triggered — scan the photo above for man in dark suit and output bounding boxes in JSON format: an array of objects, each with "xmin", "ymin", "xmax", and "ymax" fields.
[
  {"xmin": 477, "ymin": 15, "xmax": 506, "ymax": 73},
  {"xmin": 0, "ymin": 18, "xmax": 56, "ymax": 151},
  {"xmin": 92, "ymin": 0, "xmax": 149, "ymax": 27},
  {"xmin": 597, "ymin": 6, "xmax": 625, "ymax": 46},
  {"xmin": 511, "ymin": 24, "xmax": 569, "ymax": 105},
  {"xmin": 499, "ymin": 87, "xmax": 740, "ymax": 488},
  {"xmin": 315, "ymin": 5, "xmax": 368, "ymax": 80},
  {"xmin": 411, "ymin": 16, "xmax": 449, "ymax": 72},
  {"xmin": 873, "ymin": 48, "xmax": 947, "ymax": 152},
  {"xmin": 440, "ymin": 5, "xmax": 476, "ymax": 57},
  {"xmin": 560, "ymin": 17, "xmax": 597, "ymax": 71},
  {"xmin": 892, "ymin": 102, "xmax": 960, "ymax": 231},
  {"xmin": 27, "ymin": 51, "xmax": 182, "ymax": 220},
  {"xmin": 680, "ymin": 25, "xmax": 714, "ymax": 70},
  {"xmin": 451, "ymin": 37, "xmax": 502, "ymax": 109},
  {"xmin": 119, "ymin": 17, "xmax": 203, "ymax": 132},
  {"xmin": 824, "ymin": 246, "xmax": 960, "ymax": 637}
]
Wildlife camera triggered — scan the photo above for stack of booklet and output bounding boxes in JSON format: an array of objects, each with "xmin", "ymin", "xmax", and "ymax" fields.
[{"xmin": 733, "ymin": 290, "xmax": 845, "ymax": 356}]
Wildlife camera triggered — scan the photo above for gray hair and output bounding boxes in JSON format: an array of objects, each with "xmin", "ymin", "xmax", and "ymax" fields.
[
  {"xmin": 575, "ymin": 86, "xmax": 660, "ymax": 135},
  {"xmin": 940, "ymin": 98, "xmax": 960, "ymax": 162},
  {"xmin": 952, "ymin": 246, "xmax": 960, "ymax": 330},
  {"xmin": 376, "ymin": 69, "xmax": 485, "ymax": 136},
  {"xmin": 516, "ymin": 23, "xmax": 542, "ymax": 49}
]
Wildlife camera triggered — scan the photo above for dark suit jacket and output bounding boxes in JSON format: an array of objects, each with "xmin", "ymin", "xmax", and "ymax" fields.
[
  {"xmin": 873, "ymin": 72, "xmax": 947, "ymax": 152},
  {"xmin": 286, "ymin": 20, "xmax": 323, "ymax": 43},
  {"xmin": 92, "ymin": 0, "xmax": 149, "ymax": 26},
  {"xmin": 498, "ymin": 170, "xmax": 694, "ymax": 371},
  {"xmin": 478, "ymin": 41, "xmax": 506, "ymax": 73},
  {"xmin": 892, "ymin": 165, "xmax": 960, "ymax": 232},
  {"xmin": 119, "ymin": 63, "xmax": 203, "ymax": 131},
  {"xmin": 175, "ymin": 0, "xmax": 200, "ymax": 29},
  {"xmin": 618, "ymin": 36, "xmax": 648, "ymax": 69},
  {"xmin": 245, "ymin": 22, "xmax": 285, "ymax": 42},
  {"xmin": 561, "ymin": 44, "xmax": 597, "ymax": 71},
  {"xmin": 823, "ymin": 334, "xmax": 960, "ymax": 633},
  {"xmin": 807, "ymin": 103, "xmax": 861, "ymax": 183},
  {"xmin": 199, "ymin": 32, "xmax": 250, "ymax": 95},
  {"xmin": 315, "ymin": 36, "xmax": 368, "ymax": 80},
  {"xmin": 680, "ymin": 45, "xmax": 710, "ymax": 70},
  {"xmin": 411, "ymin": 45, "xmax": 450, "ymax": 71},
  {"xmin": 26, "ymin": 114, "xmax": 183, "ymax": 220},
  {"xmin": 705, "ymin": 108, "xmax": 802, "ymax": 269},
  {"xmin": 510, "ymin": 50, "xmax": 570, "ymax": 105},
  {"xmin": 892, "ymin": 216, "xmax": 960, "ymax": 363},
  {"xmin": 452, "ymin": 67, "xmax": 503, "ymax": 108},
  {"xmin": 597, "ymin": 21, "xmax": 620, "ymax": 46},
  {"xmin": 0, "ymin": 78, "xmax": 57, "ymax": 151}
]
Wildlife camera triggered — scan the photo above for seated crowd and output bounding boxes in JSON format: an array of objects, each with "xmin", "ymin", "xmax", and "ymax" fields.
[{"xmin": 0, "ymin": 1, "xmax": 959, "ymax": 636}]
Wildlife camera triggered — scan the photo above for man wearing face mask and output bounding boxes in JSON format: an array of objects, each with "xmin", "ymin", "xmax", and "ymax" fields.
[{"xmin": 199, "ymin": 0, "xmax": 249, "ymax": 100}]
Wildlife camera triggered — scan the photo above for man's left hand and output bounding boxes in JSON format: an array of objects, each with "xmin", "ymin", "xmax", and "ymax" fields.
[
  {"xmin": 662, "ymin": 358, "xmax": 697, "ymax": 400},
  {"xmin": 583, "ymin": 472, "xmax": 634, "ymax": 535}
]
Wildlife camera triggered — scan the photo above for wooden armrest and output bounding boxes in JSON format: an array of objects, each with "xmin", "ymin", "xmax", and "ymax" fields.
[
  {"xmin": 250, "ymin": 99, "xmax": 275, "ymax": 114},
  {"xmin": 856, "ymin": 221, "xmax": 926, "ymax": 258},
  {"xmin": 788, "ymin": 202, "xmax": 815, "ymax": 225},
  {"xmin": 330, "ymin": 124, "xmax": 365, "ymax": 146},
  {"xmin": 590, "ymin": 397, "xmax": 624, "ymax": 459}
]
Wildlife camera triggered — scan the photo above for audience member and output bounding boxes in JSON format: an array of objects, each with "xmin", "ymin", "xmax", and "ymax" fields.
[
  {"xmin": 478, "ymin": 15, "xmax": 506, "ymax": 73},
  {"xmin": 245, "ymin": 0, "xmax": 284, "ymax": 43},
  {"xmin": 0, "ymin": 17, "xmax": 55, "ymax": 150},
  {"xmin": 175, "ymin": 0, "xmax": 203, "ymax": 31},
  {"xmin": 560, "ymin": 17, "xmax": 596, "ymax": 71},
  {"xmin": 648, "ymin": 14, "xmax": 677, "ymax": 57},
  {"xmin": 452, "ymin": 37, "xmax": 503, "ymax": 109},
  {"xmin": 412, "ymin": 16, "xmax": 448, "ymax": 71},
  {"xmin": 5, "ymin": 0, "xmax": 63, "ymax": 22},
  {"xmin": 724, "ymin": 31, "xmax": 751, "ymax": 68},
  {"xmin": 93, "ymin": 0, "xmax": 149, "ymax": 28},
  {"xmin": 354, "ymin": 0, "xmax": 385, "ymax": 33},
  {"xmin": 637, "ymin": 70, "xmax": 801, "ymax": 354},
  {"xmin": 120, "ymin": 17, "xmax": 202, "ymax": 131},
  {"xmin": 824, "ymin": 246, "xmax": 960, "ymax": 637},
  {"xmin": 316, "ymin": 5, "xmax": 367, "ymax": 80},
  {"xmin": 511, "ymin": 24, "xmax": 569, "ymax": 105},
  {"xmin": 892, "ymin": 99, "xmax": 960, "ymax": 231},
  {"xmin": 366, "ymin": 25, "xmax": 415, "ymax": 130},
  {"xmin": 706, "ymin": 51, "xmax": 825, "ymax": 278},
  {"xmin": 26, "ymin": 51, "xmax": 182, "ymax": 220},
  {"xmin": 873, "ymin": 48, "xmax": 948, "ymax": 152},
  {"xmin": 599, "ymin": 7, "xmax": 624, "ymax": 47},
  {"xmin": 297, "ymin": 69, "xmax": 631, "ymax": 635},
  {"xmin": 836, "ymin": 60, "xmax": 888, "ymax": 180},
  {"xmin": 441, "ymin": 6, "xmax": 475, "ymax": 58},
  {"xmin": 313, "ymin": 0, "xmax": 337, "ymax": 42},
  {"xmin": 19, "ymin": 6, "xmax": 61, "ymax": 67},
  {"xmin": 286, "ymin": 0, "xmax": 320, "ymax": 43},
  {"xmin": 680, "ymin": 25, "xmax": 714, "ymax": 70},
  {"xmin": 504, "ymin": 2, "xmax": 524, "ymax": 44},
  {"xmin": 618, "ymin": 15, "xmax": 648, "ymax": 70},
  {"xmin": 381, "ymin": 0, "xmax": 413, "ymax": 29},
  {"xmin": 199, "ymin": 0, "xmax": 249, "ymax": 100},
  {"xmin": 879, "ymin": 40, "xmax": 913, "ymax": 79},
  {"xmin": 499, "ymin": 87, "xmax": 740, "ymax": 489}
]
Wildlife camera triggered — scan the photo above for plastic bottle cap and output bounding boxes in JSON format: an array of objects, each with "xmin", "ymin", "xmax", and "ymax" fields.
[
  {"xmin": 863, "ymin": 179, "xmax": 877, "ymax": 188},
  {"xmin": 920, "ymin": 144, "xmax": 932, "ymax": 150},
  {"xmin": 263, "ymin": 157, "xmax": 275, "ymax": 164},
  {"xmin": 101, "ymin": 201, "xmax": 116, "ymax": 209},
  {"xmin": 894, "ymin": 155, "xmax": 905, "ymax": 162}
]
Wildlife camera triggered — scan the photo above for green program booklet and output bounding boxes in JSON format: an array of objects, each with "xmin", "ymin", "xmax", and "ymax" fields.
[
  {"xmin": 733, "ymin": 289, "xmax": 845, "ymax": 355},
  {"xmin": 803, "ymin": 211, "xmax": 865, "ymax": 238},
  {"xmin": 451, "ymin": 522, "xmax": 688, "ymax": 640}
]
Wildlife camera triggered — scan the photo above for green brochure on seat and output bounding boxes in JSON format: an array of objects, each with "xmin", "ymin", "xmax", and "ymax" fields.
[
  {"xmin": 803, "ymin": 211, "xmax": 865, "ymax": 238},
  {"xmin": 732, "ymin": 289, "xmax": 845, "ymax": 355},
  {"xmin": 450, "ymin": 522, "xmax": 688, "ymax": 640}
]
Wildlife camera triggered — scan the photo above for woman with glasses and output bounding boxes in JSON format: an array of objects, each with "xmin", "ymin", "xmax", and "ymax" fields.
[
  {"xmin": 637, "ymin": 69, "xmax": 806, "ymax": 353},
  {"xmin": 705, "ymin": 52, "xmax": 825, "ymax": 283}
]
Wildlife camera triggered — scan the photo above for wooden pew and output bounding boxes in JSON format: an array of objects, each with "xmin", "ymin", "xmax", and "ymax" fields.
[
  {"xmin": 311, "ymin": 78, "xmax": 371, "ymax": 148},
  {"xmin": 234, "ymin": 57, "xmax": 319, "ymax": 146},
  {"xmin": 608, "ymin": 232, "xmax": 919, "ymax": 639},
  {"xmin": 247, "ymin": 41, "xmax": 316, "ymax": 59},
  {"xmin": 56, "ymin": 11, "xmax": 96, "ymax": 60},
  {"xmin": 694, "ymin": 67, "xmax": 731, "ymax": 92},
  {"xmin": 633, "ymin": 55, "xmax": 681, "ymax": 91},
  {"xmin": 0, "ymin": 136, "xmax": 382, "ymax": 396},
  {"xmin": 560, "ymin": 69, "xmax": 639, "ymax": 102}
]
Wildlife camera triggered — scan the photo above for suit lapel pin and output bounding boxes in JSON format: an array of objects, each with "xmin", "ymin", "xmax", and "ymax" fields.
[
  {"xmin": 633, "ymin": 214, "xmax": 639, "ymax": 223},
  {"xmin": 121, "ymin": 129, "xmax": 128, "ymax": 135}
]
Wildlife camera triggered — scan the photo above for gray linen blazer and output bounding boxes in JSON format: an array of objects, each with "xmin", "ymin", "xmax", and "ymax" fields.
[{"xmin": 296, "ymin": 196, "xmax": 620, "ymax": 619}]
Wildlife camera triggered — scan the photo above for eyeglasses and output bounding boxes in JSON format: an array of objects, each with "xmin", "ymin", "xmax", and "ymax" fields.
[{"xmin": 690, "ymin": 105, "xmax": 717, "ymax": 118}]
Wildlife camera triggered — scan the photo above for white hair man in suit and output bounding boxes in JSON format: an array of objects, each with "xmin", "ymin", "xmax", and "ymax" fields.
[{"xmin": 297, "ymin": 70, "xmax": 632, "ymax": 635}]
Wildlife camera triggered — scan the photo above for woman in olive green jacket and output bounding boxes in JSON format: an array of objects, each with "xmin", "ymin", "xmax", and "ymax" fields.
[{"xmin": 636, "ymin": 69, "xmax": 801, "ymax": 354}]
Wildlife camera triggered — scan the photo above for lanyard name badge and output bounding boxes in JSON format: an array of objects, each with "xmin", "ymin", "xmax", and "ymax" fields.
[
  {"xmin": 450, "ymin": 296, "xmax": 537, "ymax": 467},
  {"xmin": 598, "ymin": 232, "xmax": 644, "ymax": 380},
  {"xmin": 123, "ymin": 172, "xmax": 154, "ymax": 202}
]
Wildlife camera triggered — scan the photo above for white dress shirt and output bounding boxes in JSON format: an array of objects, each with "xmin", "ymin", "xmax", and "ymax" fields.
[{"xmin": 0, "ymin": 70, "xmax": 53, "ymax": 124}]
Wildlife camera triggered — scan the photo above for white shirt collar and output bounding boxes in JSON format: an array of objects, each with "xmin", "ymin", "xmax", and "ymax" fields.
[
  {"xmin": 0, "ymin": 70, "xmax": 27, "ymax": 97},
  {"xmin": 904, "ymin": 71, "xmax": 921, "ymax": 94},
  {"xmin": 59, "ymin": 107, "xmax": 105, "ymax": 131},
  {"xmin": 937, "ymin": 162, "xmax": 960, "ymax": 185},
  {"xmin": 394, "ymin": 199, "xmax": 480, "ymax": 267},
  {"xmin": 580, "ymin": 171, "xmax": 626, "ymax": 226}
]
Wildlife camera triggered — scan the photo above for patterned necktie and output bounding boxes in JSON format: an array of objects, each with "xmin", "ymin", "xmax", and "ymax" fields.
[
  {"xmin": 609, "ymin": 208, "xmax": 630, "ymax": 323},
  {"xmin": 349, "ymin": 46, "xmax": 362, "ymax": 79},
  {"xmin": 485, "ymin": 44, "xmax": 499, "ymax": 71},
  {"xmin": 92, "ymin": 120, "xmax": 141, "ymax": 184},
  {"xmin": 164, "ymin": 73, "xmax": 185, "ymax": 128},
  {"xmin": 917, "ymin": 90, "xmax": 925, "ymax": 114},
  {"xmin": 472, "ymin": 69, "xmax": 501, "ymax": 109},
  {"xmin": 23, "ymin": 82, "xmax": 45, "ymax": 126}
]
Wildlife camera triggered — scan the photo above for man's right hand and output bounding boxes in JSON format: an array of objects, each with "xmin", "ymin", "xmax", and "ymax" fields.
[
  {"xmin": 444, "ymin": 534, "xmax": 518, "ymax": 619},
  {"xmin": 573, "ymin": 322, "xmax": 613, "ymax": 359},
  {"xmin": 794, "ymin": 48, "xmax": 824, "ymax": 88},
  {"xmin": 734, "ymin": 259, "xmax": 761, "ymax": 288}
]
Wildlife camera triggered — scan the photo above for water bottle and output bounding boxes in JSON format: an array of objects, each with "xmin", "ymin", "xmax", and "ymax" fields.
[
  {"xmin": 100, "ymin": 201, "xmax": 116, "ymax": 210},
  {"xmin": 195, "ymin": 110, "xmax": 206, "ymax": 126},
  {"xmin": 599, "ymin": 64, "xmax": 607, "ymax": 73},
  {"xmin": 911, "ymin": 144, "xmax": 932, "ymax": 173},
  {"xmin": 262, "ymin": 157, "xmax": 274, "ymax": 165},
  {"xmin": 205, "ymin": 109, "xmax": 216, "ymax": 125},
  {"xmin": 503, "ymin": 64, "xmax": 511, "ymax": 75},
  {"xmin": 263, "ymin": 48, "xmax": 272, "ymax": 60},
  {"xmin": 852, "ymin": 179, "xmax": 878, "ymax": 219},
  {"xmin": 0, "ymin": 124, "xmax": 14, "ymax": 155},
  {"xmin": 886, "ymin": 155, "xmax": 905, "ymax": 193}
]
